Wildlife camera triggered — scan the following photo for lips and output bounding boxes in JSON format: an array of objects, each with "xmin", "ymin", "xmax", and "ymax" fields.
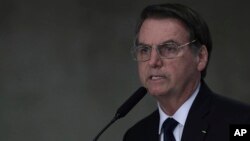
[{"xmin": 149, "ymin": 75, "xmax": 166, "ymax": 80}]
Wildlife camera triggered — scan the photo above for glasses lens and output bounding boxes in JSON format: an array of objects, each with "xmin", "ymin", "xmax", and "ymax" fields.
[
  {"xmin": 132, "ymin": 40, "xmax": 196, "ymax": 61},
  {"xmin": 158, "ymin": 43, "xmax": 178, "ymax": 58},
  {"xmin": 135, "ymin": 46, "xmax": 151, "ymax": 61}
]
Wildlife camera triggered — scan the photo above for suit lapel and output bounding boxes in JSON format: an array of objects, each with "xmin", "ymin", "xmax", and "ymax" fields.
[
  {"xmin": 145, "ymin": 110, "xmax": 160, "ymax": 141},
  {"xmin": 181, "ymin": 81, "xmax": 213, "ymax": 141},
  {"xmin": 136, "ymin": 110, "xmax": 160, "ymax": 141}
]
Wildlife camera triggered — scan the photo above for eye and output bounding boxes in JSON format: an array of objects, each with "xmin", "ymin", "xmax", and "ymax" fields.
[
  {"xmin": 137, "ymin": 46, "xmax": 150, "ymax": 54},
  {"xmin": 159, "ymin": 43, "xmax": 178, "ymax": 54}
]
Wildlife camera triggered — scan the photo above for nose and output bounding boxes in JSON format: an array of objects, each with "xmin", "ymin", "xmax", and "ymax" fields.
[{"xmin": 148, "ymin": 47, "xmax": 163, "ymax": 68}]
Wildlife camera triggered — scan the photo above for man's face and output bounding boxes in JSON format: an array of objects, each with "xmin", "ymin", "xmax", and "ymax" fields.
[{"xmin": 137, "ymin": 18, "xmax": 205, "ymax": 97}]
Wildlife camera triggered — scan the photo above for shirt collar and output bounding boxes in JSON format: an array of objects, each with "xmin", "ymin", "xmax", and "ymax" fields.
[{"xmin": 158, "ymin": 83, "xmax": 200, "ymax": 134}]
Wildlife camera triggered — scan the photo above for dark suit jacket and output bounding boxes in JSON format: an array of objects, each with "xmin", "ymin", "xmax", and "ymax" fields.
[{"xmin": 123, "ymin": 82, "xmax": 250, "ymax": 141}]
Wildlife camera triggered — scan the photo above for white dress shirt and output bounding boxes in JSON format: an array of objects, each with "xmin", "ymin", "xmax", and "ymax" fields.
[{"xmin": 158, "ymin": 83, "xmax": 200, "ymax": 141}]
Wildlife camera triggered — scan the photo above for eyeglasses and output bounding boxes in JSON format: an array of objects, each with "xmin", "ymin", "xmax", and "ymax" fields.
[{"xmin": 132, "ymin": 40, "xmax": 196, "ymax": 62}]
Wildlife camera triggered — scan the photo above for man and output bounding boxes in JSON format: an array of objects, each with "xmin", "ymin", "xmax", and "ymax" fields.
[{"xmin": 123, "ymin": 3, "xmax": 250, "ymax": 141}]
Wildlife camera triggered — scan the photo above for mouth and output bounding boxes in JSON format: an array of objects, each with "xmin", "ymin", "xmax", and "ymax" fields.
[{"xmin": 149, "ymin": 75, "xmax": 166, "ymax": 81}]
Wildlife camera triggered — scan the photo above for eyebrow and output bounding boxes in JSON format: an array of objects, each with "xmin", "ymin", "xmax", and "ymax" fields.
[
  {"xmin": 136, "ymin": 39, "xmax": 178, "ymax": 46},
  {"xmin": 159, "ymin": 40, "xmax": 178, "ymax": 45}
]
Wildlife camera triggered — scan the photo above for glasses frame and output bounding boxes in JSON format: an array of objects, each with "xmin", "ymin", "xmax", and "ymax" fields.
[{"xmin": 132, "ymin": 40, "xmax": 197, "ymax": 62}]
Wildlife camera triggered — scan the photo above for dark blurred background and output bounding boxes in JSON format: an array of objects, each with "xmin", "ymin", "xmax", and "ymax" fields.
[{"xmin": 0, "ymin": 0, "xmax": 250, "ymax": 140}]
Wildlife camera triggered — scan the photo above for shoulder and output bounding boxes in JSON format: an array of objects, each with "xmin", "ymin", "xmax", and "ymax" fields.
[
  {"xmin": 123, "ymin": 110, "xmax": 159, "ymax": 141},
  {"xmin": 210, "ymin": 93, "xmax": 250, "ymax": 120},
  {"xmin": 191, "ymin": 81, "xmax": 250, "ymax": 123},
  {"xmin": 130, "ymin": 110, "xmax": 158, "ymax": 129},
  {"xmin": 125, "ymin": 110, "xmax": 159, "ymax": 133},
  {"xmin": 198, "ymin": 81, "xmax": 250, "ymax": 116}
]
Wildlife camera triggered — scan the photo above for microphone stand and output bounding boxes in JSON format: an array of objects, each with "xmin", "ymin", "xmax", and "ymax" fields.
[
  {"xmin": 92, "ymin": 115, "xmax": 119, "ymax": 141},
  {"xmin": 92, "ymin": 87, "xmax": 147, "ymax": 141}
]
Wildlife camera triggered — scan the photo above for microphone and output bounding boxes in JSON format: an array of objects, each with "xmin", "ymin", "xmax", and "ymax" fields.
[{"xmin": 92, "ymin": 87, "xmax": 147, "ymax": 141}]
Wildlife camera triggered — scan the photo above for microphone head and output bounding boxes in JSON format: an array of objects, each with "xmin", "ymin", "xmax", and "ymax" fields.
[{"xmin": 115, "ymin": 87, "xmax": 147, "ymax": 119}]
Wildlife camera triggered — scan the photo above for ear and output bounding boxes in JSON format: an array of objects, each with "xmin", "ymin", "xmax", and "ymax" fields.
[{"xmin": 197, "ymin": 45, "xmax": 208, "ymax": 71}]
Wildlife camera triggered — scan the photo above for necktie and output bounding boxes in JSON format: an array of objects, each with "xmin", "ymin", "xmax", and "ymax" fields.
[{"xmin": 162, "ymin": 118, "xmax": 178, "ymax": 141}]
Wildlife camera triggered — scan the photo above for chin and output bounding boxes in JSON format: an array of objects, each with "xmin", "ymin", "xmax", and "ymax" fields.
[{"xmin": 147, "ymin": 87, "xmax": 167, "ymax": 97}]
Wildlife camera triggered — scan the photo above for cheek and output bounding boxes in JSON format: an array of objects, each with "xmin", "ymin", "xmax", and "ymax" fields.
[
  {"xmin": 138, "ymin": 63, "xmax": 147, "ymax": 82},
  {"xmin": 181, "ymin": 61, "xmax": 198, "ymax": 78},
  {"xmin": 170, "ymin": 57, "xmax": 198, "ymax": 79}
]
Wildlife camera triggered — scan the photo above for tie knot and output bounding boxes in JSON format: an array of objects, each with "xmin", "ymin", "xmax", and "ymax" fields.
[{"xmin": 162, "ymin": 118, "xmax": 178, "ymax": 132}]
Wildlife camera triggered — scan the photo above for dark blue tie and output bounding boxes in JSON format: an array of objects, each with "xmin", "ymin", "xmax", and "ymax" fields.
[{"xmin": 162, "ymin": 118, "xmax": 178, "ymax": 141}]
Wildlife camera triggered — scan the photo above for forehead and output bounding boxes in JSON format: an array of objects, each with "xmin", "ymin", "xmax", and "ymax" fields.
[{"xmin": 138, "ymin": 18, "xmax": 190, "ymax": 45}]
